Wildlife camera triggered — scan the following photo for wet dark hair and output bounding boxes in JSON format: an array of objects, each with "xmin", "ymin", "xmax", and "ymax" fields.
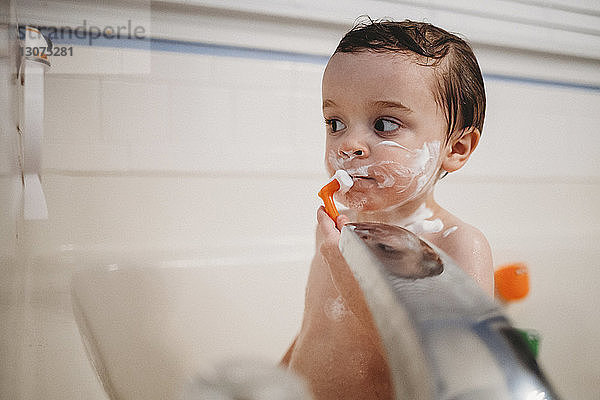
[{"xmin": 334, "ymin": 17, "xmax": 486, "ymax": 142}]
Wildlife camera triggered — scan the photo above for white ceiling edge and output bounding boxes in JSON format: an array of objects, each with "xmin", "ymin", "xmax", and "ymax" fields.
[
  {"xmin": 14, "ymin": 0, "xmax": 600, "ymax": 86},
  {"xmin": 14, "ymin": 0, "xmax": 600, "ymax": 58},
  {"xmin": 157, "ymin": 0, "xmax": 600, "ymax": 59}
]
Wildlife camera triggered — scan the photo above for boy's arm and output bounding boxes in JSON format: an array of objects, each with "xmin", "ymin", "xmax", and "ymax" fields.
[
  {"xmin": 445, "ymin": 226, "xmax": 494, "ymax": 297},
  {"xmin": 279, "ymin": 336, "xmax": 297, "ymax": 367},
  {"xmin": 316, "ymin": 207, "xmax": 391, "ymax": 363},
  {"xmin": 316, "ymin": 207, "xmax": 378, "ymax": 329}
]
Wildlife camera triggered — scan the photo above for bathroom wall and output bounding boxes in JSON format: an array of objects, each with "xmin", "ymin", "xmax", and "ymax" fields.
[
  {"xmin": 7, "ymin": 1, "xmax": 600, "ymax": 399},
  {"xmin": 1, "ymin": 2, "xmax": 108, "ymax": 398},
  {"xmin": 0, "ymin": 1, "xmax": 24, "ymax": 398}
]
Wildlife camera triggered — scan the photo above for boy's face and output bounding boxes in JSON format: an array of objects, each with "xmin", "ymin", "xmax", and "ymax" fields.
[{"xmin": 322, "ymin": 51, "xmax": 448, "ymax": 211}]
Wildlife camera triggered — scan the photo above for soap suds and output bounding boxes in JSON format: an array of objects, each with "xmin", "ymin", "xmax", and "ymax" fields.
[
  {"xmin": 376, "ymin": 140, "xmax": 411, "ymax": 151},
  {"xmin": 324, "ymin": 295, "xmax": 352, "ymax": 322},
  {"xmin": 398, "ymin": 203, "xmax": 444, "ymax": 235},
  {"xmin": 442, "ymin": 226, "xmax": 458, "ymax": 238},
  {"xmin": 412, "ymin": 141, "xmax": 441, "ymax": 192}
]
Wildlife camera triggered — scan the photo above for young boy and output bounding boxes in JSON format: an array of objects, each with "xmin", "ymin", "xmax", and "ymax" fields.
[{"xmin": 281, "ymin": 19, "xmax": 493, "ymax": 400}]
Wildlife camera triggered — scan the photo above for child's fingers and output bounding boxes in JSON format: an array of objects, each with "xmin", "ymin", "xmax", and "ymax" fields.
[
  {"xmin": 317, "ymin": 206, "xmax": 341, "ymax": 249},
  {"xmin": 336, "ymin": 214, "xmax": 350, "ymax": 231},
  {"xmin": 316, "ymin": 206, "xmax": 348, "ymax": 233},
  {"xmin": 317, "ymin": 212, "xmax": 344, "ymax": 267},
  {"xmin": 317, "ymin": 206, "xmax": 336, "ymax": 233}
]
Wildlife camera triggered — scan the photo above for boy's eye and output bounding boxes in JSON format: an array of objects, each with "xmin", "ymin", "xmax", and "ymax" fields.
[
  {"xmin": 374, "ymin": 118, "xmax": 400, "ymax": 133},
  {"xmin": 325, "ymin": 119, "xmax": 346, "ymax": 133}
]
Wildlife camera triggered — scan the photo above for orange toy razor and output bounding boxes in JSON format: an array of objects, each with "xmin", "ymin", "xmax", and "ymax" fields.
[{"xmin": 318, "ymin": 170, "xmax": 354, "ymax": 221}]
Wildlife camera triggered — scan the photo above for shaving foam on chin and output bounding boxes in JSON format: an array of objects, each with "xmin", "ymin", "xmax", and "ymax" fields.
[
  {"xmin": 318, "ymin": 170, "xmax": 354, "ymax": 220},
  {"xmin": 332, "ymin": 169, "xmax": 354, "ymax": 193},
  {"xmin": 325, "ymin": 140, "xmax": 442, "ymax": 213}
]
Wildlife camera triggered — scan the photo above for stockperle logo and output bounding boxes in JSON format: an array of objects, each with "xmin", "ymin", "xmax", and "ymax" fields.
[
  {"xmin": 18, "ymin": 19, "xmax": 151, "ymax": 74},
  {"xmin": 19, "ymin": 20, "xmax": 148, "ymax": 46}
]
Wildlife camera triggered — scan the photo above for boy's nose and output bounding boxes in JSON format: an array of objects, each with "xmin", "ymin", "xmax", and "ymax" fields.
[
  {"xmin": 339, "ymin": 144, "xmax": 369, "ymax": 159},
  {"xmin": 340, "ymin": 149, "xmax": 364, "ymax": 158}
]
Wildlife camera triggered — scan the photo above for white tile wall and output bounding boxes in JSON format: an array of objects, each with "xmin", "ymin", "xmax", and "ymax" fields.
[
  {"xmin": 436, "ymin": 180, "xmax": 600, "ymax": 242},
  {"xmin": 28, "ymin": 174, "xmax": 322, "ymax": 254},
  {"xmin": 101, "ymin": 79, "xmax": 169, "ymax": 144},
  {"xmin": 44, "ymin": 49, "xmax": 327, "ymax": 174},
  {"xmin": 1, "ymin": 3, "xmax": 33, "ymax": 399},
  {"xmin": 470, "ymin": 81, "xmax": 600, "ymax": 179},
  {"xmin": 45, "ymin": 76, "xmax": 101, "ymax": 145}
]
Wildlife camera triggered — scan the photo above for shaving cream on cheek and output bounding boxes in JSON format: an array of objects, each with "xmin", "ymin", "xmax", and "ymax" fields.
[
  {"xmin": 376, "ymin": 140, "xmax": 412, "ymax": 152},
  {"xmin": 326, "ymin": 140, "xmax": 442, "ymax": 210},
  {"xmin": 412, "ymin": 141, "xmax": 441, "ymax": 192},
  {"xmin": 369, "ymin": 141, "xmax": 441, "ymax": 197}
]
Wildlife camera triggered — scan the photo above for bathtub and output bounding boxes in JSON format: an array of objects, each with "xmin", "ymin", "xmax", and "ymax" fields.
[{"xmin": 70, "ymin": 253, "xmax": 308, "ymax": 400}]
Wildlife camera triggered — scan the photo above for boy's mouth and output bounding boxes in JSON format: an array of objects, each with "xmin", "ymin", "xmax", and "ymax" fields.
[
  {"xmin": 343, "ymin": 166, "xmax": 379, "ymax": 184},
  {"xmin": 345, "ymin": 165, "xmax": 373, "ymax": 179},
  {"xmin": 350, "ymin": 174, "xmax": 376, "ymax": 182}
]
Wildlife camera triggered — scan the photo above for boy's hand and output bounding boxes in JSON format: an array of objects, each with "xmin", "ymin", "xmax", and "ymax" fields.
[
  {"xmin": 316, "ymin": 205, "xmax": 350, "ymax": 233},
  {"xmin": 317, "ymin": 206, "xmax": 349, "ymax": 267},
  {"xmin": 316, "ymin": 205, "xmax": 354, "ymax": 287},
  {"xmin": 316, "ymin": 206, "xmax": 378, "ymax": 332},
  {"xmin": 316, "ymin": 206, "xmax": 350, "ymax": 250}
]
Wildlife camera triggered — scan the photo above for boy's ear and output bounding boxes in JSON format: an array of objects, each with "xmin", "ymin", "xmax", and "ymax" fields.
[{"xmin": 441, "ymin": 127, "xmax": 481, "ymax": 173}]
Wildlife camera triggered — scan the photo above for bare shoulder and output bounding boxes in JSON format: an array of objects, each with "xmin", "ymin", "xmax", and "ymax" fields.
[{"xmin": 432, "ymin": 212, "xmax": 494, "ymax": 296}]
